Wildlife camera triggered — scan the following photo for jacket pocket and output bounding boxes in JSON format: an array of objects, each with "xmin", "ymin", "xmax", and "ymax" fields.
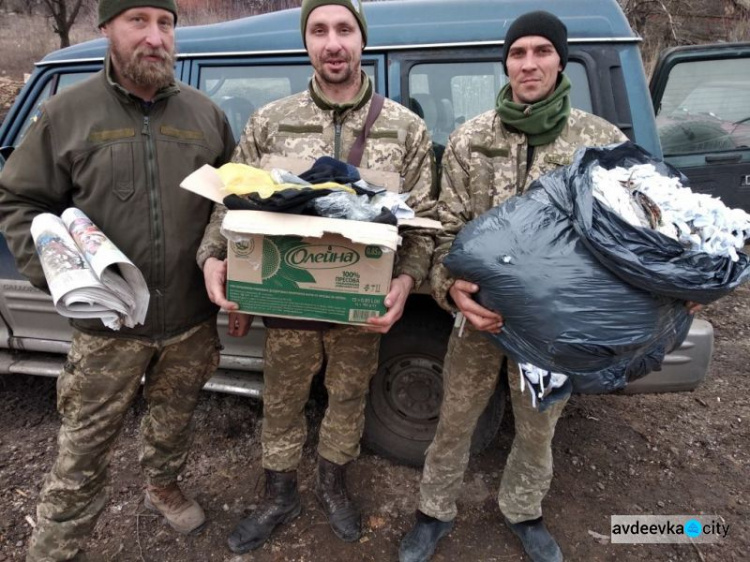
[
  {"xmin": 57, "ymin": 360, "xmax": 81, "ymax": 418},
  {"xmin": 543, "ymin": 152, "xmax": 573, "ymax": 167},
  {"xmin": 111, "ymin": 143, "xmax": 135, "ymax": 201},
  {"xmin": 469, "ymin": 148, "xmax": 511, "ymax": 213},
  {"xmin": 362, "ymin": 136, "xmax": 406, "ymax": 171}
]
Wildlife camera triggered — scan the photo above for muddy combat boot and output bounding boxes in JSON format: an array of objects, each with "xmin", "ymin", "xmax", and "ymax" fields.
[
  {"xmin": 144, "ymin": 482, "xmax": 206, "ymax": 535},
  {"xmin": 505, "ymin": 517, "xmax": 563, "ymax": 562},
  {"xmin": 227, "ymin": 470, "xmax": 302, "ymax": 554},
  {"xmin": 315, "ymin": 456, "xmax": 361, "ymax": 542},
  {"xmin": 399, "ymin": 510, "xmax": 454, "ymax": 562}
]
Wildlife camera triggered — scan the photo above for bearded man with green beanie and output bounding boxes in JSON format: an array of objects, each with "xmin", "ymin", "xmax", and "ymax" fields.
[
  {"xmin": 0, "ymin": 1, "xmax": 236, "ymax": 560},
  {"xmin": 198, "ymin": 0, "xmax": 436, "ymax": 555},
  {"xmin": 398, "ymin": 11, "xmax": 627, "ymax": 562}
]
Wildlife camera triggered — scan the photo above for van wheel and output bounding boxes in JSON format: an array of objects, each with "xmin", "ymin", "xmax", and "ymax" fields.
[{"xmin": 363, "ymin": 310, "xmax": 506, "ymax": 467}]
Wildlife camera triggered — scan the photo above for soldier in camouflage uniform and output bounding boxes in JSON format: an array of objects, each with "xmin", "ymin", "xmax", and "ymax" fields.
[
  {"xmin": 399, "ymin": 12, "xmax": 628, "ymax": 562},
  {"xmin": 0, "ymin": 1, "xmax": 235, "ymax": 560},
  {"xmin": 197, "ymin": 0, "xmax": 436, "ymax": 555}
]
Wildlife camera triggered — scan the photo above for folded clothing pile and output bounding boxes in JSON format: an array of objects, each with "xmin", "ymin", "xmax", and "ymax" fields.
[
  {"xmin": 217, "ymin": 157, "xmax": 414, "ymax": 225},
  {"xmin": 591, "ymin": 163, "xmax": 750, "ymax": 262}
]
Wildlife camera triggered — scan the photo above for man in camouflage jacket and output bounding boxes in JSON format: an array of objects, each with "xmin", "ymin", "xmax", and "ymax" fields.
[
  {"xmin": 0, "ymin": 1, "xmax": 235, "ymax": 560},
  {"xmin": 197, "ymin": 0, "xmax": 436, "ymax": 554},
  {"xmin": 399, "ymin": 11, "xmax": 628, "ymax": 562}
]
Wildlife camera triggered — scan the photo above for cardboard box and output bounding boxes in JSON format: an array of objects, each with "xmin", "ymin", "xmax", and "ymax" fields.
[
  {"xmin": 181, "ymin": 163, "xmax": 441, "ymax": 325},
  {"xmin": 222, "ymin": 210, "xmax": 399, "ymax": 324}
]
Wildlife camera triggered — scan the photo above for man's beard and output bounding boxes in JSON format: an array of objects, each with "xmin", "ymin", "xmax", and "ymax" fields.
[
  {"xmin": 320, "ymin": 65, "xmax": 353, "ymax": 86},
  {"xmin": 111, "ymin": 41, "xmax": 175, "ymax": 92},
  {"xmin": 316, "ymin": 54, "xmax": 358, "ymax": 88}
]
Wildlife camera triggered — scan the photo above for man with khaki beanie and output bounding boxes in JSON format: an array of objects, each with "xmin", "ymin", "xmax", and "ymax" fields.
[
  {"xmin": 0, "ymin": 1, "xmax": 235, "ymax": 559},
  {"xmin": 198, "ymin": 0, "xmax": 436, "ymax": 554}
]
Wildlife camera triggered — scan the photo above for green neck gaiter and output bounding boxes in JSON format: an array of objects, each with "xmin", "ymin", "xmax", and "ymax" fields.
[{"xmin": 495, "ymin": 74, "xmax": 571, "ymax": 146}]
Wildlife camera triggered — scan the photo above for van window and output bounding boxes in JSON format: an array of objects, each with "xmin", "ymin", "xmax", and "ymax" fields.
[
  {"xmin": 199, "ymin": 63, "xmax": 377, "ymax": 139},
  {"xmin": 656, "ymin": 57, "xmax": 750, "ymax": 156},
  {"xmin": 408, "ymin": 61, "xmax": 592, "ymax": 156},
  {"xmin": 409, "ymin": 62, "xmax": 501, "ymax": 151},
  {"xmin": 58, "ymin": 72, "xmax": 94, "ymax": 90},
  {"xmin": 13, "ymin": 71, "xmax": 95, "ymax": 147}
]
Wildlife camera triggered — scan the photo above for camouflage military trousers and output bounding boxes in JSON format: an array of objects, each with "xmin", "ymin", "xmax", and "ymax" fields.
[
  {"xmin": 262, "ymin": 326, "xmax": 380, "ymax": 471},
  {"xmin": 419, "ymin": 324, "xmax": 568, "ymax": 523},
  {"xmin": 27, "ymin": 319, "xmax": 221, "ymax": 562}
]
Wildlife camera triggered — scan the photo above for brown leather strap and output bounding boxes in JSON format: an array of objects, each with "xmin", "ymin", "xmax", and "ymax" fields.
[{"xmin": 347, "ymin": 93, "xmax": 385, "ymax": 167}]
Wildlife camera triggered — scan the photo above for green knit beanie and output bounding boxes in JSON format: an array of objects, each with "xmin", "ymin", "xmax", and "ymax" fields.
[
  {"xmin": 98, "ymin": 0, "xmax": 178, "ymax": 27},
  {"xmin": 300, "ymin": 0, "xmax": 368, "ymax": 47}
]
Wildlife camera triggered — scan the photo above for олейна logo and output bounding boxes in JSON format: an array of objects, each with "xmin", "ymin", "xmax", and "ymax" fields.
[{"xmin": 286, "ymin": 245, "xmax": 360, "ymax": 270}]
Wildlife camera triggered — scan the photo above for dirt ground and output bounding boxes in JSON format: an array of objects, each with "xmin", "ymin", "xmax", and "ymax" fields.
[{"xmin": 0, "ymin": 284, "xmax": 748, "ymax": 562}]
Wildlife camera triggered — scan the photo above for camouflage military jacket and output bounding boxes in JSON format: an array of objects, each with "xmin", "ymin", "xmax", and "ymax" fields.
[
  {"xmin": 431, "ymin": 107, "xmax": 628, "ymax": 311},
  {"xmin": 198, "ymin": 77, "xmax": 437, "ymax": 286}
]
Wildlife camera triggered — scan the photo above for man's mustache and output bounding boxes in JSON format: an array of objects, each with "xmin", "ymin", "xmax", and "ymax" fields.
[{"xmin": 135, "ymin": 47, "xmax": 171, "ymax": 61}]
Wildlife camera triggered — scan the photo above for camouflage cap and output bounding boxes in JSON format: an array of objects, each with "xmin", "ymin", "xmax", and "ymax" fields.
[{"xmin": 300, "ymin": 0, "xmax": 368, "ymax": 48}]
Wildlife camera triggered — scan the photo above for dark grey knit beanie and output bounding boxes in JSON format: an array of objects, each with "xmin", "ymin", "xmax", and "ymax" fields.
[
  {"xmin": 502, "ymin": 11, "xmax": 568, "ymax": 75},
  {"xmin": 98, "ymin": 0, "xmax": 178, "ymax": 27}
]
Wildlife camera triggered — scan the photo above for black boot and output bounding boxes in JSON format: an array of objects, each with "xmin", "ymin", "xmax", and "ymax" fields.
[
  {"xmin": 505, "ymin": 517, "xmax": 563, "ymax": 562},
  {"xmin": 227, "ymin": 469, "xmax": 302, "ymax": 554},
  {"xmin": 315, "ymin": 456, "xmax": 361, "ymax": 542},
  {"xmin": 399, "ymin": 510, "xmax": 454, "ymax": 562}
]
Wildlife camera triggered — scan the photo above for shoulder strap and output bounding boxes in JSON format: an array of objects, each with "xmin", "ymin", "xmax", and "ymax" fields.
[{"xmin": 347, "ymin": 93, "xmax": 385, "ymax": 167}]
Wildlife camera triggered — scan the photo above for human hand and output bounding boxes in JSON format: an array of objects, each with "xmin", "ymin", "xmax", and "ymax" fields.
[
  {"xmin": 227, "ymin": 311, "xmax": 253, "ymax": 337},
  {"xmin": 365, "ymin": 274, "xmax": 415, "ymax": 334},
  {"xmin": 686, "ymin": 301, "xmax": 703, "ymax": 315},
  {"xmin": 203, "ymin": 257, "xmax": 238, "ymax": 310},
  {"xmin": 449, "ymin": 280, "xmax": 503, "ymax": 333}
]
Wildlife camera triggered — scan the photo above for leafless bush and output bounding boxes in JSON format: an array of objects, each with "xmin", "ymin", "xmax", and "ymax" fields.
[
  {"xmin": 0, "ymin": 0, "xmax": 747, "ymax": 81},
  {"xmin": 0, "ymin": 10, "xmax": 96, "ymax": 77},
  {"xmin": 178, "ymin": 0, "xmax": 303, "ymax": 25},
  {"xmin": 619, "ymin": 0, "xmax": 750, "ymax": 74},
  {"xmin": 726, "ymin": 13, "xmax": 750, "ymax": 42}
]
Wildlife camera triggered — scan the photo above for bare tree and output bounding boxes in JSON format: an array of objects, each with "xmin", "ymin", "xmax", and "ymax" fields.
[
  {"xmin": 620, "ymin": 0, "xmax": 685, "ymax": 41},
  {"xmin": 41, "ymin": 0, "xmax": 85, "ymax": 48},
  {"xmin": 15, "ymin": 0, "xmax": 40, "ymax": 16},
  {"xmin": 618, "ymin": 0, "xmax": 703, "ymax": 71}
]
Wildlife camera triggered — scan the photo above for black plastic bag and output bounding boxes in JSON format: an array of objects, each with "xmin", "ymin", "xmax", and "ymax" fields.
[
  {"xmin": 442, "ymin": 142, "xmax": 749, "ymax": 393},
  {"xmin": 547, "ymin": 142, "xmax": 750, "ymax": 305}
]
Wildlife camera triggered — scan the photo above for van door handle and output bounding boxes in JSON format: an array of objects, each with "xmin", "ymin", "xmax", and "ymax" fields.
[{"xmin": 705, "ymin": 154, "xmax": 741, "ymax": 164}]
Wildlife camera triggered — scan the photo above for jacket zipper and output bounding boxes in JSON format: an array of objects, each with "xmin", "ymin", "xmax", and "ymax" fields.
[
  {"xmin": 142, "ymin": 113, "xmax": 164, "ymax": 335},
  {"xmin": 517, "ymin": 142, "xmax": 533, "ymax": 194},
  {"xmin": 334, "ymin": 116, "xmax": 342, "ymax": 160}
]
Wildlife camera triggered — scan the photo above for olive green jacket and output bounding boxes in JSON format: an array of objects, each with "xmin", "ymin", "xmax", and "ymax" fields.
[{"xmin": 0, "ymin": 62, "xmax": 236, "ymax": 339}]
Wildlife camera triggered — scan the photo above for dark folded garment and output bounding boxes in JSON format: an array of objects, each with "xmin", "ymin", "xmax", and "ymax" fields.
[
  {"xmin": 224, "ymin": 188, "xmax": 336, "ymax": 215},
  {"xmin": 298, "ymin": 155, "xmax": 361, "ymax": 185}
]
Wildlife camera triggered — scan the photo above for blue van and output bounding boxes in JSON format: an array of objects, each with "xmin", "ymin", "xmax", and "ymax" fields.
[{"xmin": 1, "ymin": 0, "xmax": 736, "ymax": 466}]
